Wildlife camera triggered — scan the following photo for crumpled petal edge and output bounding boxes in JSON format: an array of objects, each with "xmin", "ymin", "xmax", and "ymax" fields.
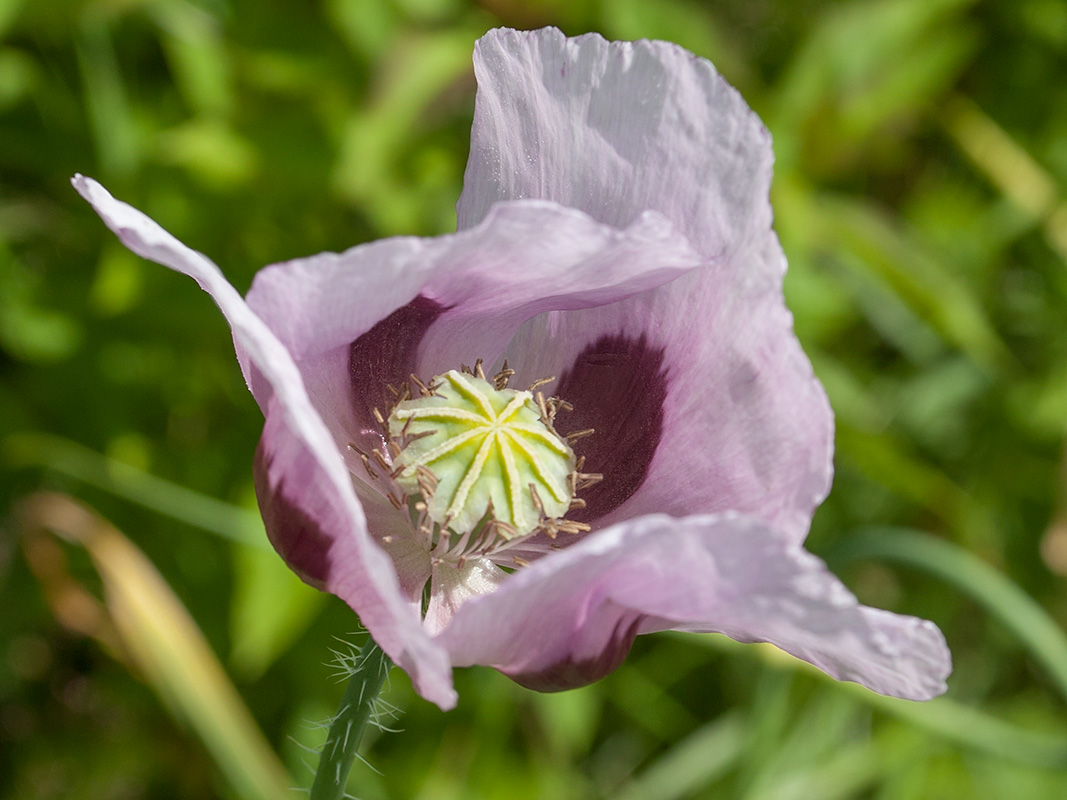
[
  {"xmin": 72, "ymin": 174, "xmax": 458, "ymax": 709},
  {"xmin": 440, "ymin": 511, "xmax": 950, "ymax": 701}
]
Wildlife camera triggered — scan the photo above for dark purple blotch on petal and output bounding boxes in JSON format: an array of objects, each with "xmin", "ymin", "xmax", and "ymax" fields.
[
  {"xmin": 507, "ymin": 615, "xmax": 642, "ymax": 692},
  {"xmin": 348, "ymin": 295, "xmax": 446, "ymax": 434},
  {"xmin": 555, "ymin": 335, "xmax": 668, "ymax": 522},
  {"xmin": 253, "ymin": 432, "xmax": 332, "ymax": 589}
]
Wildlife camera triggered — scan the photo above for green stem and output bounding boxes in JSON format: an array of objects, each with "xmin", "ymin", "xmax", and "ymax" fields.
[{"xmin": 310, "ymin": 640, "xmax": 392, "ymax": 800}]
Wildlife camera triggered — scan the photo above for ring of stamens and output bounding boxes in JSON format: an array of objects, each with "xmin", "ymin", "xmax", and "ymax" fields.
[{"xmin": 351, "ymin": 360, "xmax": 602, "ymax": 567}]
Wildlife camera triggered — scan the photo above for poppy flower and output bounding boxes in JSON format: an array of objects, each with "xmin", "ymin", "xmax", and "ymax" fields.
[{"xmin": 74, "ymin": 27, "xmax": 950, "ymax": 710}]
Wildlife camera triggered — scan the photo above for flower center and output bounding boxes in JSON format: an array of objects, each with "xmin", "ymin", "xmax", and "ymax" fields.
[
  {"xmin": 354, "ymin": 362, "xmax": 601, "ymax": 566},
  {"xmin": 390, "ymin": 368, "xmax": 575, "ymax": 535}
]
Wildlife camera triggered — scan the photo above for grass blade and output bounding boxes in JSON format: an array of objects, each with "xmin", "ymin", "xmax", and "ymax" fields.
[{"xmin": 17, "ymin": 492, "xmax": 293, "ymax": 800}]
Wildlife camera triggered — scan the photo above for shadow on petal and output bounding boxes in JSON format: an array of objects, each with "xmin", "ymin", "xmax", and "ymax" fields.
[
  {"xmin": 348, "ymin": 295, "xmax": 448, "ymax": 436},
  {"xmin": 555, "ymin": 334, "xmax": 668, "ymax": 522},
  {"xmin": 253, "ymin": 417, "xmax": 334, "ymax": 590},
  {"xmin": 508, "ymin": 613, "xmax": 642, "ymax": 692}
]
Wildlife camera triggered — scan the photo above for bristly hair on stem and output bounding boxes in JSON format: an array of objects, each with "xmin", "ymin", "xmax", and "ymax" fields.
[{"xmin": 309, "ymin": 638, "xmax": 393, "ymax": 800}]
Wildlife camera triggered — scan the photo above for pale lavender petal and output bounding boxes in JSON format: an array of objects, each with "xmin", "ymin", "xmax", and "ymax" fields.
[
  {"xmin": 73, "ymin": 175, "xmax": 456, "ymax": 709},
  {"xmin": 459, "ymin": 27, "xmax": 772, "ymax": 262},
  {"xmin": 501, "ymin": 251, "xmax": 833, "ymax": 542},
  {"xmin": 439, "ymin": 513, "xmax": 950, "ymax": 701},
  {"xmin": 424, "ymin": 558, "xmax": 508, "ymax": 636},
  {"xmin": 360, "ymin": 485, "xmax": 434, "ymax": 609},
  {"xmin": 243, "ymin": 201, "xmax": 703, "ymax": 461},
  {"xmin": 457, "ymin": 28, "xmax": 833, "ymax": 540}
]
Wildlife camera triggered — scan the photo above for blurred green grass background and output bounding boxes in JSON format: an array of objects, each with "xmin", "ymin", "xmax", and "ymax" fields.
[{"xmin": 2, "ymin": 0, "xmax": 1067, "ymax": 797}]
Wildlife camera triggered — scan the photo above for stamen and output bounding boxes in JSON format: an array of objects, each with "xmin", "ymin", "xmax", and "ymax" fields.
[
  {"xmin": 566, "ymin": 428, "xmax": 595, "ymax": 443},
  {"xmin": 409, "ymin": 373, "xmax": 431, "ymax": 396},
  {"xmin": 415, "ymin": 465, "xmax": 439, "ymax": 499},
  {"xmin": 535, "ymin": 391, "xmax": 549, "ymax": 421},
  {"xmin": 556, "ymin": 520, "xmax": 592, "ymax": 535},
  {"xmin": 527, "ymin": 376, "xmax": 555, "ymax": 391},
  {"xmin": 575, "ymin": 472, "xmax": 604, "ymax": 491},
  {"xmin": 487, "ymin": 519, "xmax": 517, "ymax": 541},
  {"xmin": 387, "ymin": 369, "xmax": 575, "ymax": 537},
  {"xmin": 529, "ymin": 483, "xmax": 544, "ymax": 515},
  {"xmin": 493, "ymin": 361, "xmax": 515, "ymax": 390},
  {"xmin": 367, "ymin": 365, "xmax": 602, "ymax": 566},
  {"xmin": 361, "ymin": 454, "xmax": 379, "ymax": 480},
  {"xmin": 402, "ymin": 428, "xmax": 437, "ymax": 445}
]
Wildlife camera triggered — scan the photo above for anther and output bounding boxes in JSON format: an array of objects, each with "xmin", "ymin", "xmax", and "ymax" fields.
[
  {"xmin": 535, "ymin": 391, "xmax": 549, "ymax": 421},
  {"xmin": 474, "ymin": 358, "xmax": 486, "ymax": 380},
  {"xmin": 360, "ymin": 454, "xmax": 379, "ymax": 480},
  {"xmin": 415, "ymin": 465, "xmax": 439, "ymax": 487},
  {"xmin": 576, "ymin": 472, "xmax": 603, "ymax": 491},
  {"xmin": 415, "ymin": 465, "xmax": 439, "ymax": 499},
  {"xmin": 556, "ymin": 520, "xmax": 591, "ymax": 535},
  {"xmin": 493, "ymin": 361, "xmax": 515, "ymax": 390},
  {"xmin": 403, "ymin": 428, "xmax": 437, "ymax": 445},
  {"xmin": 544, "ymin": 398, "xmax": 561, "ymax": 422},
  {"xmin": 566, "ymin": 428, "xmax": 595, "ymax": 443},
  {"xmin": 529, "ymin": 483, "xmax": 545, "ymax": 515},
  {"xmin": 488, "ymin": 519, "xmax": 517, "ymax": 541},
  {"xmin": 527, "ymin": 376, "xmax": 555, "ymax": 391},
  {"xmin": 409, "ymin": 373, "xmax": 430, "ymax": 396}
]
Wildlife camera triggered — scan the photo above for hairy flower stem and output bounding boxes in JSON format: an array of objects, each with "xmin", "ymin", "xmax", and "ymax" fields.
[{"xmin": 309, "ymin": 641, "xmax": 392, "ymax": 800}]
